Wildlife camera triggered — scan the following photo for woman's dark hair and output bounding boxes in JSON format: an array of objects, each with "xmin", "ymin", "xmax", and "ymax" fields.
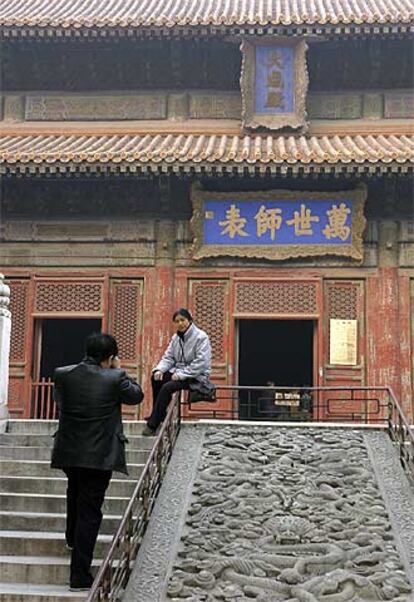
[
  {"xmin": 172, "ymin": 308, "xmax": 193, "ymax": 322},
  {"xmin": 85, "ymin": 333, "xmax": 118, "ymax": 362}
]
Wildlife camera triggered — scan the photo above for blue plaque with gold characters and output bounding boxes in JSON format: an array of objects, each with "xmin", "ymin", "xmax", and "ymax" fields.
[
  {"xmin": 191, "ymin": 184, "xmax": 367, "ymax": 261},
  {"xmin": 241, "ymin": 38, "xmax": 308, "ymax": 131}
]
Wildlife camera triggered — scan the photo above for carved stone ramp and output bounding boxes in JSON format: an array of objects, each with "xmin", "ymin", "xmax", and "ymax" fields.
[
  {"xmin": 0, "ymin": 419, "xmax": 153, "ymax": 602},
  {"xmin": 124, "ymin": 423, "xmax": 414, "ymax": 602}
]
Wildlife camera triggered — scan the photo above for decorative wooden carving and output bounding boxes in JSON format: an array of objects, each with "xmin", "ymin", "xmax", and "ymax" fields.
[
  {"xmin": 328, "ymin": 283, "xmax": 359, "ymax": 321},
  {"xmin": 34, "ymin": 281, "xmax": 103, "ymax": 314},
  {"xmin": 9, "ymin": 280, "xmax": 29, "ymax": 362},
  {"xmin": 384, "ymin": 92, "xmax": 414, "ymax": 119},
  {"xmin": 187, "ymin": 279, "xmax": 230, "ymax": 389},
  {"xmin": 235, "ymin": 281, "xmax": 318, "ymax": 315},
  {"xmin": 4, "ymin": 95, "xmax": 24, "ymax": 121},
  {"xmin": 109, "ymin": 279, "xmax": 144, "ymax": 418},
  {"xmin": 307, "ymin": 94, "xmax": 362, "ymax": 119},
  {"xmin": 240, "ymin": 38, "xmax": 308, "ymax": 131},
  {"xmin": 8, "ymin": 279, "xmax": 30, "ymax": 417},
  {"xmin": 189, "ymin": 280, "xmax": 228, "ymax": 365},
  {"xmin": 110, "ymin": 281, "xmax": 143, "ymax": 363},
  {"xmin": 362, "ymin": 94, "xmax": 383, "ymax": 119},
  {"xmin": 189, "ymin": 93, "xmax": 241, "ymax": 119},
  {"xmin": 26, "ymin": 94, "xmax": 167, "ymax": 121}
]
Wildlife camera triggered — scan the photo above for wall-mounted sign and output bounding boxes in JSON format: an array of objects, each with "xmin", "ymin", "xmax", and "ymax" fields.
[
  {"xmin": 191, "ymin": 185, "xmax": 367, "ymax": 261},
  {"xmin": 329, "ymin": 319, "xmax": 358, "ymax": 366},
  {"xmin": 274, "ymin": 392, "xmax": 301, "ymax": 407},
  {"xmin": 240, "ymin": 38, "xmax": 308, "ymax": 130}
]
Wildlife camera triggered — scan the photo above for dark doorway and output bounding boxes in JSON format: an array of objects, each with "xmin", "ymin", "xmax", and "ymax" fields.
[
  {"xmin": 238, "ymin": 319, "xmax": 314, "ymax": 420},
  {"xmin": 38, "ymin": 318, "xmax": 101, "ymax": 379}
]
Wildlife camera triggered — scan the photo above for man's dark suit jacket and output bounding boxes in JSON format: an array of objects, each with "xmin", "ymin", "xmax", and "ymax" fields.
[{"xmin": 51, "ymin": 357, "xmax": 144, "ymax": 475}]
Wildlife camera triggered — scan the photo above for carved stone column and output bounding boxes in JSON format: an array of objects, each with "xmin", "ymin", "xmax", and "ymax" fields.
[{"xmin": 0, "ymin": 274, "xmax": 11, "ymax": 424}]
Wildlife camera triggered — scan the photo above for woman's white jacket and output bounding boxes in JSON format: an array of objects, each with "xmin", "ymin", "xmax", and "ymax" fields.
[{"xmin": 154, "ymin": 323, "xmax": 211, "ymax": 383}]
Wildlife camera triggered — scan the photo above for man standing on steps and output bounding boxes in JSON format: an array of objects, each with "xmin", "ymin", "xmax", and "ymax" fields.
[{"xmin": 51, "ymin": 333, "xmax": 144, "ymax": 592}]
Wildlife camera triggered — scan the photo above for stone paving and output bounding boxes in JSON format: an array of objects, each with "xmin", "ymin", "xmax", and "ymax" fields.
[{"xmin": 124, "ymin": 424, "xmax": 414, "ymax": 602}]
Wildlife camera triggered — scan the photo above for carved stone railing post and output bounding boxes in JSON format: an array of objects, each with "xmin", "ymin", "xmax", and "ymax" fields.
[{"xmin": 0, "ymin": 274, "xmax": 11, "ymax": 424}]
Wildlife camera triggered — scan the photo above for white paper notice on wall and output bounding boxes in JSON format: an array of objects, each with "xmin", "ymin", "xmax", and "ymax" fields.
[{"xmin": 330, "ymin": 319, "xmax": 358, "ymax": 366}]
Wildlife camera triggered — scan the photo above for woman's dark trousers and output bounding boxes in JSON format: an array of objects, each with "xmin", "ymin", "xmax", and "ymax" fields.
[
  {"xmin": 147, "ymin": 371, "xmax": 189, "ymax": 430},
  {"xmin": 63, "ymin": 467, "xmax": 112, "ymax": 587}
]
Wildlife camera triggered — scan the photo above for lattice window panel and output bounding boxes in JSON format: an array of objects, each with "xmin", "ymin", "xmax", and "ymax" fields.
[
  {"xmin": 327, "ymin": 284, "xmax": 358, "ymax": 320},
  {"xmin": 9, "ymin": 281, "xmax": 29, "ymax": 362},
  {"xmin": 111, "ymin": 283, "xmax": 142, "ymax": 362},
  {"xmin": 235, "ymin": 282, "xmax": 318, "ymax": 315},
  {"xmin": 35, "ymin": 282, "xmax": 103, "ymax": 313},
  {"xmin": 190, "ymin": 282, "xmax": 227, "ymax": 364}
]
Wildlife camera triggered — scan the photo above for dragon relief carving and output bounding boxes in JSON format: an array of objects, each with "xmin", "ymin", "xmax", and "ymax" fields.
[{"xmin": 167, "ymin": 427, "xmax": 412, "ymax": 601}]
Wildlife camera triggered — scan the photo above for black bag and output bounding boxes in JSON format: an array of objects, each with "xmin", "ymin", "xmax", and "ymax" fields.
[{"xmin": 188, "ymin": 380, "xmax": 216, "ymax": 403}]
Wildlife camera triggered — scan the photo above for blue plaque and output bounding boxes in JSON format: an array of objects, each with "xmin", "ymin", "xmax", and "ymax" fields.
[
  {"xmin": 191, "ymin": 185, "xmax": 367, "ymax": 262},
  {"xmin": 241, "ymin": 39, "xmax": 308, "ymax": 131}
]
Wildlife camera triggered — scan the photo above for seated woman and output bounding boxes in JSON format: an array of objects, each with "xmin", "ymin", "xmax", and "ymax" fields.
[{"xmin": 143, "ymin": 308, "xmax": 212, "ymax": 435}]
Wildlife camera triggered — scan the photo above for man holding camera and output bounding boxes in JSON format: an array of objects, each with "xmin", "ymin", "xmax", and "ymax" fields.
[{"xmin": 51, "ymin": 333, "xmax": 144, "ymax": 592}]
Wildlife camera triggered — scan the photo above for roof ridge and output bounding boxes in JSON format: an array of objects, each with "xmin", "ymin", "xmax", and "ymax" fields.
[{"xmin": 0, "ymin": 0, "xmax": 413, "ymax": 31}]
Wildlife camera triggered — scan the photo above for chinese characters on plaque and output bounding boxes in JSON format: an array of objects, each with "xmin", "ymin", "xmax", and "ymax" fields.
[
  {"xmin": 255, "ymin": 46, "xmax": 294, "ymax": 114},
  {"xmin": 241, "ymin": 39, "xmax": 308, "ymax": 130},
  {"xmin": 191, "ymin": 186, "xmax": 367, "ymax": 261}
]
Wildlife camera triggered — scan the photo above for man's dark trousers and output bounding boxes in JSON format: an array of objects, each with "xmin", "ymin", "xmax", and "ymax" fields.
[
  {"xmin": 64, "ymin": 467, "xmax": 112, "ymax": 587},
  {"xmin": 147, "ymin": 372, "xmax": 190, "ymax": 430}
]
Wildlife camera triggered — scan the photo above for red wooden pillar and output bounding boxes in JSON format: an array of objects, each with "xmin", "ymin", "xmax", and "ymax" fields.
[
  {"xmin": 141, "ymin": 265, "xmax": 175, "ymax": 418},
  {"xmin": 399, "ymin": 275, "xmax": 413, "ymax": 420},
  {"xmin": 367, "ymin": 268, "xmax": 401, "ymax": 402}
]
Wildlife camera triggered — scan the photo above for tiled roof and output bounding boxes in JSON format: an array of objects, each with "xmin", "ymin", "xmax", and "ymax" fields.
[
  {"xmin": 0, "ymin": 0, "xmax": 413, "ymax": 29},
  {"xmin": 0, "ymin": 133, "xmax": 412, "ymax": 173}
]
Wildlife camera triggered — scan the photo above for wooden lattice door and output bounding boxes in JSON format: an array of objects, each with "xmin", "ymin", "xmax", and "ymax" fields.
[
  {"xmin": 321, "ymin": 280, "xmax": 366, "ymax": 420},
  {"xmin": 187, "ymin": 279, "xmax": 231, "ymax": 415},
  {"xmin": 108, "ymin": 279, "xmax": 144, "ymax": 419},
  {"xmin": 8, "ymin": 279, "xmax": 31, "ymax": 417}
]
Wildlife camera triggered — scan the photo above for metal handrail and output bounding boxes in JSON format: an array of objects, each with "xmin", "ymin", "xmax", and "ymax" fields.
[
  {"xmin": 184, "ymin": 384, "xmax": 392, "ymax": 424},
  {"xmin": 387, "ymin": 386, "xmax": 414, "ymax": 485},
  {"xmin": 86, "ymin": 394, "xmax": 181, "ymax": 602}
]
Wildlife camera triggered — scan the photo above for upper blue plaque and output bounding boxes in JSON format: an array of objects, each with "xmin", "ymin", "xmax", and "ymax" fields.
[
  {"xmin": 240, "ymin": 39, "xmax": 308, "ymax": 131},
  {"xmin": 255, "ymin": 46, "xmax": 294, "ymax": 114}
]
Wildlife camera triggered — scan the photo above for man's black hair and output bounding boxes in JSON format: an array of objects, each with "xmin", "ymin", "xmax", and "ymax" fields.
[
  {"xmin": 85, "ymin": 333, "xmax": 118, "ymax": 363},
  {"xmin": 172, "ymin": 308, "xmax": 193, "ymax": 322}
]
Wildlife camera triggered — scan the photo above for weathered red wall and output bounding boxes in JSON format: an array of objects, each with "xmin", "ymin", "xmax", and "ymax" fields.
[{"xmin": 5, "ymin": 267, "xmax": 414, "ymax": 421}]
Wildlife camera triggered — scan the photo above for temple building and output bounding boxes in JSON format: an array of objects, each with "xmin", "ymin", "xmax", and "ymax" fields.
[{"xmin": 0, "ymin": 0, "xmax": 413, "ymax": 421}]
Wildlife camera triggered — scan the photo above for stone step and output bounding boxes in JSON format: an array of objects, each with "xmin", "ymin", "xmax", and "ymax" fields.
[
  {"xmin": 0, "ymin": 531, "xmax": 112, "ymax": 558},
  {"xmin": 0, "ymin": 476, "xmax": 136, "ymax": 497},
  {"xmin": 0, "ymin": 583, "xmax": 86, "ymax": 602},
  {"xmin": 0, "ymin": 492, "xmax": 130, "ymax": 515},
  {"xmin": 0, "ymin": 446, "xmax": 150, "ymax": 464},
  {"xmin": 7, "ymin": 420, "xmax": 148, "ymax": 435},
  {"xmin": 0, "ymin": 460, "xmax": 144, "ymax": 479},
  {"xmin": 0, "ymin": 511, "xmax": 124, "ymax": 534},
  {"xmin": 0, "ymin": 555, "xmax": 101, "ymax": 586},
  {"xmin": 0, "ymin": 433, "xmax": 154, "ymax": 450}
]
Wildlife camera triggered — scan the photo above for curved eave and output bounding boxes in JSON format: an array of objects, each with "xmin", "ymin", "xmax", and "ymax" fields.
[
  {"xmin": 1, "ymin": 21, "xmax": 413, "ymax": 39},
  {"xmin": 1, "ymin": 133, "xmax": 412, "ymax": 175},
  {"xmin": 1, "ymin": 160, "xmax": 412, "ymax": 176}
]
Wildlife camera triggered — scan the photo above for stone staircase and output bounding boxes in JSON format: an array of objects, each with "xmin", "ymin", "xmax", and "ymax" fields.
[{"xmin": 0, "ymin": 420, "xmax": 153, "ymax": 602}]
